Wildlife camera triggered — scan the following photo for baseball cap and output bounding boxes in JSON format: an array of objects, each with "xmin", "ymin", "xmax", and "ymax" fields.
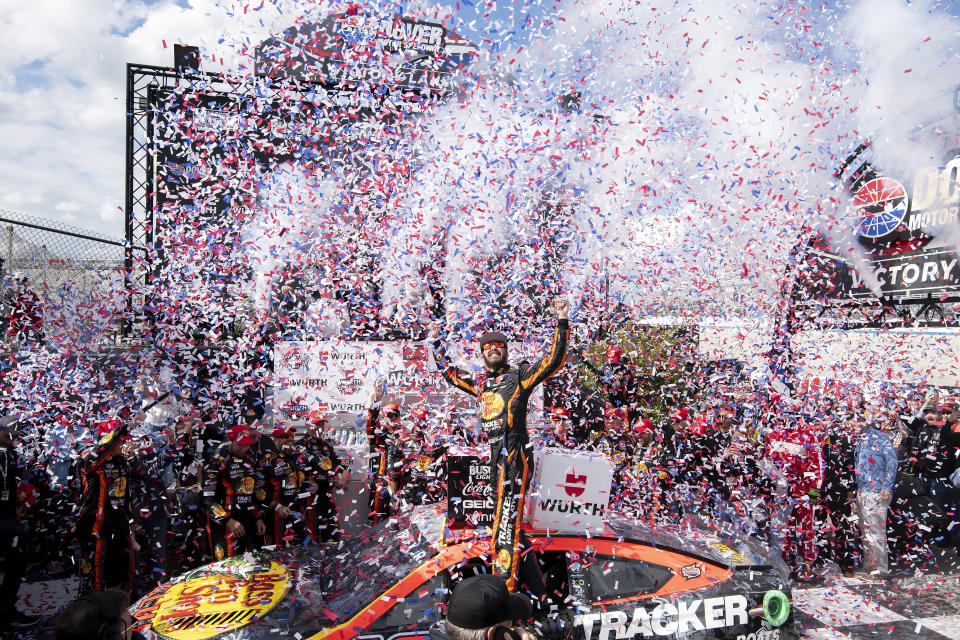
[
  {"xmin": 447, "ymin": 575, "xmax": 532, "ymax": 630},
  {"xmin": 478, "ymin": 331, "xmax": 509, "ymax": 348},
  {"xmin": 633, "ymin": 418, "xmax": 653, "ymax": 434},
  {"xmin": 672, "ymin": 407, "xmax": 690, "ymax": 421},
  {"xmin": 229, "ymin": 425, "xmax": 255, "ymax": 446},
  {"xmin": 548, "ymin": 407, "xmax": 570, "ymax": 419},
  {"xmin": 605, "ymin": 345, "xmax": 623, "ymax": 365},
  {"xmin": 307, "ymin": 409, "xmax": 327, "ymax": 424},
  {"xmin": 383, "ymin": 402, "xmax": 401, "ymax": 419},
  {"xmin": 272, "ymin": 425, "xmax": 296, "ymax": 439}
]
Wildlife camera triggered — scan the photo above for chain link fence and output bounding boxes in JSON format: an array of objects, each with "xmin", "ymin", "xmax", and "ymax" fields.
[{"xmin": 0, "ymin": 209, "xmax": 128, "ymax": 347}]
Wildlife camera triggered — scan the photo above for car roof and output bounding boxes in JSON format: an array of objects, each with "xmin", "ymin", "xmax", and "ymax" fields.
[{"xmin": 418, "ymin": 504, "xmax": 787, "ymax": 574}]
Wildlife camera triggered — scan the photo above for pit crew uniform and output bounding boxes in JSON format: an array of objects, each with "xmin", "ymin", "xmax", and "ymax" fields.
[
  {"xmin": 299, "ymin": 432, "xmax": 346, "ymax": 542},
  {"xmin": 366, "ymin": 405, "xmax": 402, "ymax": 525},
  {"xmin": 764, "ymin": 420, "xmax": 825, "ymax": 575},
  {"xmin": 433, "ymin": 319, "xmax": 568, "ymax": 591},
  {"xmin": 76, "ymin": 425, "xmax": 134, "ymax": 595},
  {"xmin": 201, "ymin": 444, "xmax": 266, "ymax": 560},
  {"xmin": 262, "ymin": 444, "xmax": 312, "ymax": 546}
]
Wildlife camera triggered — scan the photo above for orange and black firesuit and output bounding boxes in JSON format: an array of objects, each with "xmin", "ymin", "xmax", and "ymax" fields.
[
  {"xmin": 201, "ymin": 427, "xmax": 266, "ymax": 561},
  {"xmin": 366, "ymin": 402, "xmax": 402, "ymax": 525},
  {"xmin": 432, "ymin": 318, "xmax": 568, "ymax": 591},
  {"xmin": 76, "ymin": 421, "xmax": 135, "ymax": 595}
]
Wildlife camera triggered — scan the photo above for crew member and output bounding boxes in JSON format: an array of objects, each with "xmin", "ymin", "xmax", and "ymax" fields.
[
  {"xmin": 366, "ymin": 397, "xmax": 404, "ymax": 525},
  {"xmin": 0, "ymin": 420, "xmax": 40, "ymax": 629},
  {"xmin": 299, "ymin": 412, "xmax": 350, "ymax": 542},
  {"xmin": 201, "ymin": 425, "xmax": 266, "ymax": 560},
  {"xmin": 429, "ymin": 298, "xmax": 569, "ymax": 592},
  {"xmin": 75, "ymin": 418, "xmax": 137, "ymax": 595},
  {"xmin": 262, "ymin": 424, "xmax": 310, "ymax": 546}
]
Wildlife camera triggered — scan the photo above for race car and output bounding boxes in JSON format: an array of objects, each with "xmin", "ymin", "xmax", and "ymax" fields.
[{"xmin": 130, "ymin": 504, "xmax": 796, "ymax": 640}]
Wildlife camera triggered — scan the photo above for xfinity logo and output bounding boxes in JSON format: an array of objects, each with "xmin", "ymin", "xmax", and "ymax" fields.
[{"xmin": 576, "ymin": 595, "xmax": 749, "ymax": 639}]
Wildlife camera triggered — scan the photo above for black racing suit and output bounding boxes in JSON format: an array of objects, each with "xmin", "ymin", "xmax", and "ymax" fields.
[
  {"xmin": 75, "ymin": 430, "xmax": 134, "ymax": 595},
  {"xmin": 201, "ymin": 445, "xmax": 266, "ymax": 560},
  {"xmin": 434, "ymin": 319, "xmax": 568, "ymax": 591},
  {"xmin": 298, "ymin": 434, "xmax": 346, "ymax": 542}
]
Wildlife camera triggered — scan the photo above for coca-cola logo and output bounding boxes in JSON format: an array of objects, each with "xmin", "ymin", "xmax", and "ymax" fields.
[
  {"xmin": 558, "ymin": 469, "xmax": 587, "ymax": 498},
  {"xmin": 461, "ymin": 480, "xmax": 493, "ymax": 498}
]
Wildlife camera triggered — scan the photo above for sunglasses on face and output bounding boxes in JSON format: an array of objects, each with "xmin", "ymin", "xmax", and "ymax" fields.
[{"xmin": 482, "ymin": 341, "xmax": 506, "ymax": 352}]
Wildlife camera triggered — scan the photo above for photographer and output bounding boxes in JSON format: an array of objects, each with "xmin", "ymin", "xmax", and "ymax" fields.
[{"xmin": 431, "ymin": 575, "xmax": 538, "ymax": 640}]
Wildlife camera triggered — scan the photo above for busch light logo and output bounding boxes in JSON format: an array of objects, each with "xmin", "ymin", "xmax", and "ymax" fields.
[{"xmin": 853, "ymin": 176, "xmax": 909, "ymax": 238}]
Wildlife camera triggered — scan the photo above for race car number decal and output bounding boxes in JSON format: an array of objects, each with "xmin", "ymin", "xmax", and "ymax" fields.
[
  {"xmin": 144, "ymin": 559, "xmax": 291, "ymax": 639},
  {"xmin": 576, "ymin": 594, "xmax": 749, "ymax": 638}
]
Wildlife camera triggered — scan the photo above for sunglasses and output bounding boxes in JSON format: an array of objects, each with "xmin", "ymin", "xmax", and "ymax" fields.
[{"xmin": 482, "ymin": 341, "xmax": 506, "ymax": 352}]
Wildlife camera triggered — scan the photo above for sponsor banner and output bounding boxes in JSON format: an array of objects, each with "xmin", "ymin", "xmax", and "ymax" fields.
[
  {"xmin": 273, "ymin": 340, "xmax": 545, "ymax": 434},
  {"xmin": 848, "ymin": 247, "xmax": 960, "ymax": 297},
  {"xmin": 527, "ymin": 447, "xmax": 613, "ymax": 533},
  {"xmin": 576, "ymin": 594, "xmax": 751, "ymax": 639},
  {"xmin": 273, "ymin": 341, "xmax": 404, "ymax": 427},
  {"xmin": 132, "ymin": 557, "xmax": 290, "ymax": 639},
  {"xmin": 447, "ymin": 450, "xmax": 494, "ymax": 529}
]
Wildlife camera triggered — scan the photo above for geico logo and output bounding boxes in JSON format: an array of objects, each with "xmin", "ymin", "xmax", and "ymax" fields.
[
  {"xmin": 461, "ymin": 499, "xmax": 493, "ymax": 509},
  {"xmin": 539, "ymin": 498, "xmax": 606, "ymax": 517},
  {"xmin": 576, "ymin": 594, "xmax": 749, "ymax": 639},
  {"xmin": 737, "ymin": 630, "xmax": 781, "ymax": 640}
]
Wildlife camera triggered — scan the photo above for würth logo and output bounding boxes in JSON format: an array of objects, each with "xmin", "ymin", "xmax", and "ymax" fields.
[{"xmin": 559, "ymin": 469, "xmax": 587, "ymax": 498}]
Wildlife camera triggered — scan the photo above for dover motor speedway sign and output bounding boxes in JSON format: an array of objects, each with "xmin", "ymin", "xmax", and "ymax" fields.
[{"xmin": 814, "ymin": 153, "xmax": 960, "ymax": 299}]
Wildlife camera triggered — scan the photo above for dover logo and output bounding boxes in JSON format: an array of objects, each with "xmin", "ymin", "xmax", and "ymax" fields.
[
  {"xmin": 853, "ymin": 176, "xmax": 909, "ymax": 239},
  {"xmin": 280, "ymin": 347, "xmax": 307, "ymax": 372},
  {"xmin": 280, "ymin": 396, "xmax": 309, "ymax": 420},
  {"xmin": 558, "ymin": 469, "xmax": 587, "ymax": 498},
  {"xmin": 145, "ymin": 560, "xmax": 290, "ymax": 639}
]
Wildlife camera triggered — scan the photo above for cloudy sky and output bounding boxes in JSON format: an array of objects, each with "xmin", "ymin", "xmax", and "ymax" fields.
[
  {"xmin": 2, "ymin": 0, "xmax": 960, "ymax": 249},
  {"xmin": 0, "ymin": 0, "xmax": 544, "ymax": 238}
]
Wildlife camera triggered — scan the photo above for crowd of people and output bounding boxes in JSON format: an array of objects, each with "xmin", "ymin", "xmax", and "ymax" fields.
[{"xmin": 0, "ymin": 310, "xmax": 958, "ymax": 636}]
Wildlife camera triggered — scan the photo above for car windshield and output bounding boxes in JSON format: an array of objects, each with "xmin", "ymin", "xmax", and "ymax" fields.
[{"xmin": 267, "ymin": 515, "xmax": 438, "ymax": 632}]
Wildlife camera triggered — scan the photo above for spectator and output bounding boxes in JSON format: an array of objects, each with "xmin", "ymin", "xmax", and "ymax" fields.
[
  {"xmin": 0, "ymin": 419, "xmax": 40, "ymax": 630},
  {"xmin": 431, "ymin": 574, "xmax": 537, "ymax": 640},
  {"xmin": 821, "ymin": 413, "xmax": 863, "ymax": 575},
  {"xmin": 854, "ymin": 410, "xmax": 899, "ymax": 580},
  {"xmin": 54, "ymin": 588, "xmax": 141, "ymax": 640}
]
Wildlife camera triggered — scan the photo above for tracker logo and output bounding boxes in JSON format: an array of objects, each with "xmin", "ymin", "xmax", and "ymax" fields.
[
  {"xmin": 853, "ymin": 176, "xmax": 909, "ymax": 239},
  {"xmin": 558, "ymin": 468, "xmax": 587, "ymax": 498}
]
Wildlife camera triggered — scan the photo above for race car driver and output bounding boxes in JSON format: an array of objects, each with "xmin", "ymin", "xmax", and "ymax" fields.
[
  {"xmin": 201, "ymin": 425, "xmax": 266, "ymax": 560},
  {"xmin": 429, "ymin": 298, "xmax": 569, "ymax": 592}
]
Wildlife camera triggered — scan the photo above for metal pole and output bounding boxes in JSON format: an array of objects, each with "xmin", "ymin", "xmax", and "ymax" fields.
[{"xmin": 6, "ymin": 225, "xmax": 11, "ymax": 273}]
